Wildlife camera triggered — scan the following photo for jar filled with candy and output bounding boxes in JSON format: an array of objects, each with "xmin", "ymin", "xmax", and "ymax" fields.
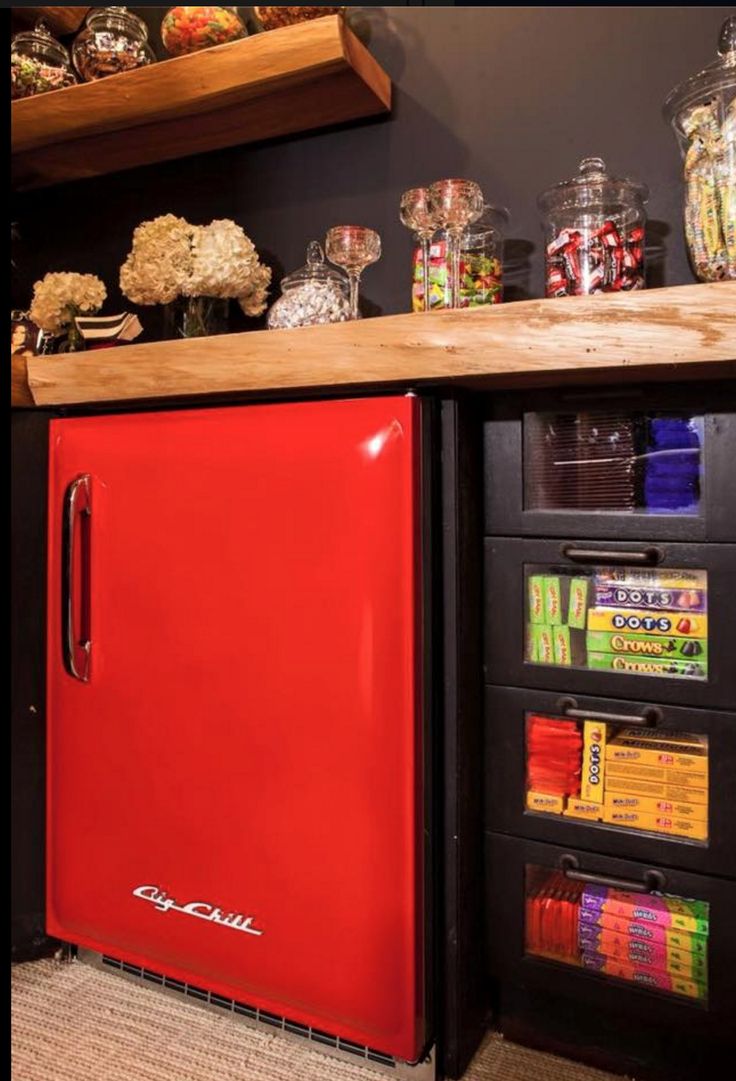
[
  {"xmin": 267, "ymin": 241, "xmax": 351, "ymax": 329},
  {"xmin": 538, "ymin": 157, "xmax": 648, "ymax": 297},
  {"xmin": 72, "ymin": 7, "xmax": 155, "ymax": 81},
  {"xmin": 664, "ymin": 16, "xmax": 736, "ymax": 281},
  {"xmin": 253, "ymin": 7, "xmax": 342, "ymax": 32},
  {"xmin": 412, "ymin": 204, "xmax": 507, "ymax": 311},
  {"xmin": 11, "ymin": 21, "xmax": 77, "ymax": 100},
  {"xmin": 161, "ymin": 7, "xmax": 246, "ymax": 56}
]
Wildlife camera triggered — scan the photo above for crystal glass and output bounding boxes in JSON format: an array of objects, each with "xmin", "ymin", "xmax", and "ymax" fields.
[
  {"xmin": 11, "ymin": 20, "xmax": 77, "ymax": 99},
  {"xmin": 428, "ymin": 179, "xmax": 484, "ymax": 308},
  {"xmin": 400, "ymin": 187, "xmax": 437, "ymax": 313},
  {"xmin": 72, "ymin": 7, "xmax": 155, "ymax": 81},
  {"xmin": 325, "ymin": 226, "xmax": 381, "ymax": 320}
]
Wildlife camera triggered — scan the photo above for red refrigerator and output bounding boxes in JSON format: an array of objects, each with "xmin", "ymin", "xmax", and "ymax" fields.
[{"xmin": 46, "ymin": 396, "xmax": 427, "ymax": 1066}]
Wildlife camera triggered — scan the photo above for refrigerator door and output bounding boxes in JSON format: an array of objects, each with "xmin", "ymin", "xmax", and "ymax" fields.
[{"xmin": 47, "ymin": 397, "xmax": 424, "ymax": 1061}]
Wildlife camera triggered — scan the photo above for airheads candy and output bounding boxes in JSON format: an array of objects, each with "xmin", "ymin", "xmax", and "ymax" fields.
[
  {"xmin": 581, "ymin": 886, "xmax": 709, "ymax": 935},
  {"xmin": 587, "ymin": 607, "xmax": 707, "ymax": 637}
]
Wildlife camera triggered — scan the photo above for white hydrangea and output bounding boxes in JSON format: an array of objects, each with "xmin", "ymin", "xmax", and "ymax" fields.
[
  {"xmin": 119, "ymin": 214, "xmax": 195, "ymax": 305},
  {"xmin": 30, "ymin": 272, "xmax": 107, "ymax": 333},
  {"xmin": 119, "ymin": 214, "xmax": 271, "ymax": 316}
]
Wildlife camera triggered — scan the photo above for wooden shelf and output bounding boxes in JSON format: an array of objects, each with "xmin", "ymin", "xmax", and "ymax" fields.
[
  {"xmin": 14, "ymin": 284, "xmax": 736, "ymax": 409},
  {"xmin": 11, "ymin": 15, "xmax": 391, "ymax": 190}
]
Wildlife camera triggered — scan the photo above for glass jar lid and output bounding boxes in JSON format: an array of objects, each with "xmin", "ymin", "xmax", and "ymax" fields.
[
  {"xmin": 84, "ymin": 6, "xmax": 150, "ymax": 39},
  {"xmin": 11, "ymin": 20, "xmax": 71, "ymax": 65},
  {"xmin": 281, "ymin": 241, "xmax": 348, "ymax": 292},
  {"xmin": 664, "ymin": 16, "xmax": 736, "ymax": 131},
  {"xmin": 464, "ymin": 203, "xmax": 510, "ymax": 240},
  {"xmin": 537, "ymin": 157, "xmax": 649, "ymax": 214}
]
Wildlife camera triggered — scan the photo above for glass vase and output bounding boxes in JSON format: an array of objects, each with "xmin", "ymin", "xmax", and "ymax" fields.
[{"xmin": 180, "ymin": 296, "xmax": 230, "ymax": 338}]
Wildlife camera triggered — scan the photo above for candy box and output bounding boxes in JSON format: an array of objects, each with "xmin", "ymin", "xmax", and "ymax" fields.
[
  {"xmin": 567, "ymin": 577, "xmax": 589, "ymax": 629},
  {"xmin": 583, "ymin": 912, "xmax": 708, "ymax": 957},
  {"xmin": 585, "ymin": 630, "xmax": 708, "ymax": 661},
  {"xmin": 527, "ymin": 791, "xmax": 565, "ymax": 814},
  {"xmin": 581, "ymin": 886, "xmax": 709, "ymax": 934},
  {"xmin": 528, "ymin": 575, "xmax": 546, "ymax": 624},
  {"xmin": 530, "ymin": 624, "xmax": 554, "ymax": 665},
  {"xmin": 563, "ymin": 798, "xmax": 603, "ymax": 820},
  {"xmin": 587, "ymin": 607, "xmax": 707, "ymax": 638},
  {"xmin": 578, "ymin": 926, "xmax": 708, "ymax": 980},
  {"xmin": 594, "ymin": 569, "xmax": 706, "ymax": 591},
  {"xmin": 544, "ymin": 576, "xmax": 563, "ymax": 626},
  {"xmin": 614, "ymin": 728, "xmax": 705, "ymax": 748},
  {"xmin": 553, "ymin": 625, "xmax": 572, "ymax": 666},
  {"xmin": 580, "ymin": 952, "xmax": 706, "ymax": 999},
  {"xmin": 587, "ymin": 652, "xmax": 707, "ymax": 680},
  {"xmin": 603, "ymin": 773, "xmax": 708, "ymax": 804},
  {"xmin": 593, "ymin": 581, "xmax": 707, "ymax": 613},
  {"xmin": 602, "ymin": 808, "xmax": 708, "ymax": 841},
  {"xmin": 605, "ymin": 733, "xmax": 708, "ymax": 774},
  {"xmin": 606, "ymin": 760, "xmax": 709, "ymax": 788},
  {"xmin": 604, "ymin": 793, "xmax": 707, "ymax": 821},
  {"xmin": 580, "ymin": 720, "xmax": 606, "ymax": 803}
]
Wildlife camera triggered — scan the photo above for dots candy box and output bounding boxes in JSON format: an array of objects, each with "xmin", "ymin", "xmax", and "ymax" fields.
[
  {"xmin": 593, "ymin": 580, "xmax": 706, "ymax": 613},
  {"xmin": 580, "ymin": 885, "xmax": 709, "ymax": 935},
  {"xmin": 586, "ymin": 607, "xmax": 707, "ymax": 638}
]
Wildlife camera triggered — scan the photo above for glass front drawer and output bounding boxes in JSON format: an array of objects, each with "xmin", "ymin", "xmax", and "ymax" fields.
[
  {"xmin": 484, "ymin": 539, "xmax": 736, "ymax": 709},
  {"xmin": 485, "ymin": 687, "xmax": 736, "ymax": 876},
  {"xmin": 484, "ymin": 385, "xmax": 736, "ymax": 541}
]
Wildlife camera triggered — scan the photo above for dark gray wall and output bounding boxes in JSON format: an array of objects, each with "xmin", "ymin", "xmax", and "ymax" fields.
[{"xmin": 11, "ymin": 6, "xmax": 730, "ymax": 333}]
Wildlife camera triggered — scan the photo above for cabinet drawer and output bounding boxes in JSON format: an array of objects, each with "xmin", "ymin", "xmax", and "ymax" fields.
[
  {"xmin": 485, "ymin": 833, "xmax": 736, "ymax": 1032},
  {"xmin": 484, "ymin": 385, "xmax": 736, "ymax": 541},
  {"xmin": 485, "ymin": 686, "xmax": 736, "ymax": 876},
  {"xmin": 484, "ymin": 538, "xmax": 735, "ymax": 708}
]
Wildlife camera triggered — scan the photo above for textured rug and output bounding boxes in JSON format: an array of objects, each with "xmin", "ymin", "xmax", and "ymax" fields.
[{"xmin": 11, "ymin": 958, "xmax": 622, "ymax": 1081}]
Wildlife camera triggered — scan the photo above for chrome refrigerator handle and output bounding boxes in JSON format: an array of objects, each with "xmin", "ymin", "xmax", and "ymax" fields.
[{"xmin": 63, "ymin": 474, "xmax": 92, "ymax": 682}]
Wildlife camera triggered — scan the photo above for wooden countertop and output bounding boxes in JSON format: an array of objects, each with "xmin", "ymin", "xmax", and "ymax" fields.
[{"xmin": 13, "ymin": 283, "xmax": 736, "ymax": 409}]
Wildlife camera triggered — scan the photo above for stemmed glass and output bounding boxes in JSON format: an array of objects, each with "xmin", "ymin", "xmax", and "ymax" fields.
[
  {"xmin": 428, "ymin": 179, "xmax": 484, "ymax": 309},
  {"xmin": 325, "ymin": 226, "xmax": 381, "ymax": 320},
  {"xmin": 400, "ymin": 187, "xmax": 438, "ymax": 312}
]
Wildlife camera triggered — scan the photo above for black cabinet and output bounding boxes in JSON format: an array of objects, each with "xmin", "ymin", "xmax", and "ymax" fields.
[{"xmin": 481, "ymin": 381, "xmax": 736, "ymax": 1081}]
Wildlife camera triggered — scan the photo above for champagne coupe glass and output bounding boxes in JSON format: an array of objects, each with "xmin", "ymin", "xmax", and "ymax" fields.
[
  {"xmin": 325, "ymin": 226, "xmax": 381, "ymax": 320},
  {"xmin": 400, "ymin": 187, "xmax": 438, "ymax": 312},
  {"xmin": 428, "ymin": 179, "xmax": 484, "ymax": 309}
]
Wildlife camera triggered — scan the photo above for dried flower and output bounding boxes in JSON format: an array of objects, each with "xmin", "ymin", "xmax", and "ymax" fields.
[
  {"xmin": 120, "ymin": 214, "xmax": 271, "ymax": 315},
  {"xmin": 30, "ymin": 272, "xmax": 106, "ymax": 333},
  {"xmin": 119, "ymin": 214, "xmax": 195, "ymax": 305},
  {"xmin": 237, "ymin": 262, "xmax": 272, "ymax": 317}
]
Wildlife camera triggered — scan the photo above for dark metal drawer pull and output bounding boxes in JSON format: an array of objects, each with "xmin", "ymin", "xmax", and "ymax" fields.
[
  {"xmin": 557, "ymin": 696, "xmax": 663, "ymax": 727},
  {"xmin": 560, "ymin": 854, "xmax": 666, "ymax": 894},
  {"xmin": 561, "ymin": 544, "xmax": 664, "ymax": 566}
]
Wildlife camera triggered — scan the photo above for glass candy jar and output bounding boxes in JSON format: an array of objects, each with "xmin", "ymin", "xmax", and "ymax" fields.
[
  {"xmin": 538, "ymin": 157, "xmax": 648, "ymax": 297},
  {"xmin": 412, "ymin": 204, "xmax": 508, "ymax": 311},
  {"xmin": 664, "ymin": 16, "xmax": 736, "ymax": 281},
  {"xmin": 253, "ymin": 7, "xmax": 342, "ymax": 32},
  {"xmin": 11, "ymin": 21, "xmax": 77, "ymax": 100},
  {"xmin": 161, "ymin": 7, "xmax": 246, "ymax": 56},
  {"xmin": 267, "ymin": 241, "xmax": 350, "ymax": 329},
  {"xmin": 72, "ymin": 7, "xmax": 155, "ymax": 81}
]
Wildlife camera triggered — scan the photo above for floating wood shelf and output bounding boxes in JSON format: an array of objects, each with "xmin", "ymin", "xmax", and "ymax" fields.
[
  {"xmin": 14, "ymin": 284, "xmax": 736, "ymax": 409},
  {"xmin": 11, "ymin": 15, "xmax": 391, "ymax": 190}
]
